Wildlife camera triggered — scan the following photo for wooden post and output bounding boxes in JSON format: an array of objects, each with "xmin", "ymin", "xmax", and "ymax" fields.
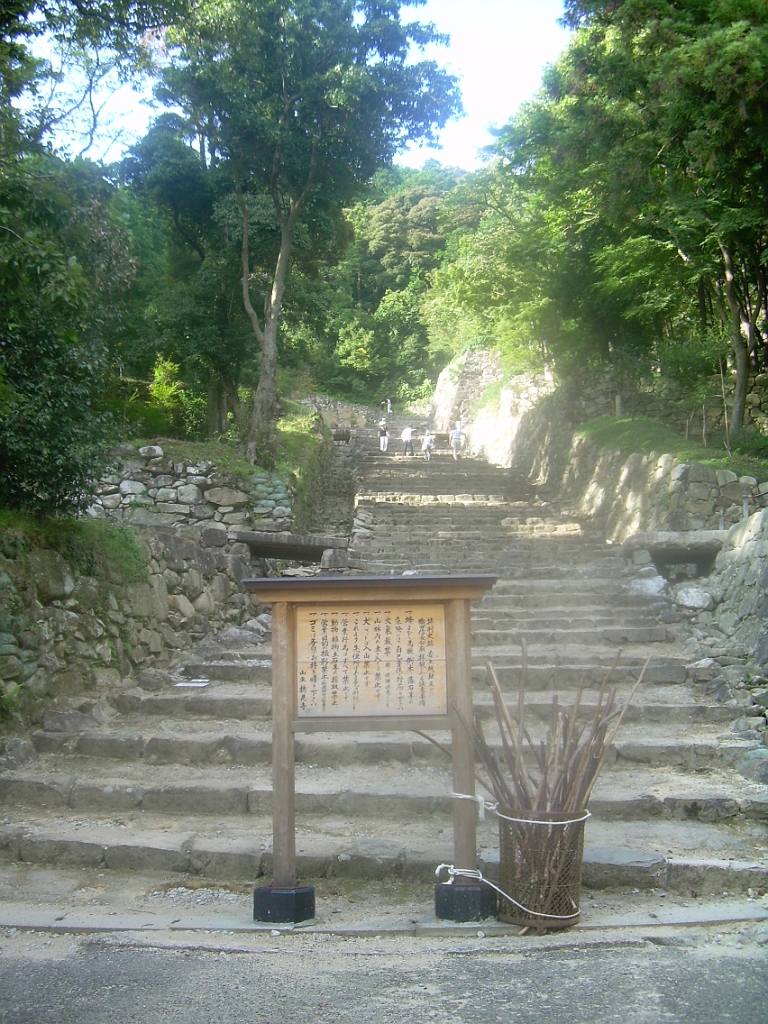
[
  {"xmin": 446, "ymin": 597, "xmax": 476, "ymax": 872},
  {"xmin": 271, "ymin": 600, "xmax": 296, "ymax": 887}
]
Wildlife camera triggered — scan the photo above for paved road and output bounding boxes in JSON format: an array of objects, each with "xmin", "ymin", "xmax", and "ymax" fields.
[{"xmin": 1, "ymin": 928, "xmax": 766, "ymax": 1024}]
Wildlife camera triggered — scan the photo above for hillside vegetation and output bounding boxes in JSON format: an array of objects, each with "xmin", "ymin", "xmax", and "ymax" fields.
[{"xmin": 2, "ymin": 1, "xmax": 767, "ymax": 516}]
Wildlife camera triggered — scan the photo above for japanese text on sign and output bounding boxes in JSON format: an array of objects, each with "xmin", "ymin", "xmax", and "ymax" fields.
[{"xmin": 296, "ymin": 603, "xmax": 447, "ymax": 717}]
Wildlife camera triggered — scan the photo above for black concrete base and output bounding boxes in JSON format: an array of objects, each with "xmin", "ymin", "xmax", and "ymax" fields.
[
  {"xmin": 253, "ymin": 885, "xmax": 315, "ymax": 924},
  {"xmin": 434, "ymin": 882, "xmax": 497, "ymax": 923}
]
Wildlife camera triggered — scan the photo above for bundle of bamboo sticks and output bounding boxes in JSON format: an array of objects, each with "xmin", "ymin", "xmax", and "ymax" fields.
[{"xmin": 474, "ymin": 643, "xmax": 649, "ymax": 814}]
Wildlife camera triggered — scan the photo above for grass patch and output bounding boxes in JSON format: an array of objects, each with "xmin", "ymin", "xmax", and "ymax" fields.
[
  {"xmin": 276, "ymin": 403, "xmax": 325, "ymax": 474},
  {"xmin": 0, "ymin": 511, "xmax": 148, "ymax": 588},
  {"xmin": 577, "ymin": 416, "xmax": 768, "ymax": 479},
  {"xmin": 0, "ymin": 683, "xmax": 21, "ymax": 723},
  {"xmin": 126, "ymin": 437, "xmax": 257, "ymax": 488},
  {"xmin": 132, "ymin": 403, "xmax": 326, "ymax": 486},
  {"xmin": 475, "ymin": 380, "xmax": 503, "ymax": 414},
  {"xmin": 275, "ymin": 404, "xmax": 331, "ymax": 532}
]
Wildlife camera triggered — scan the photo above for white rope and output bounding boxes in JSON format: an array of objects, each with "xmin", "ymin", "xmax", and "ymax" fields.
[
  {"xmin": 450, "ymin": 792, "xmax": 497, "ymax": 821},
  {"xmin": 434, "ymin": 863, "xmax": 579, "ymax": 923},
  {"xmin": 494, "ymin": 808, "xmax": 591, "ymax": 828}
]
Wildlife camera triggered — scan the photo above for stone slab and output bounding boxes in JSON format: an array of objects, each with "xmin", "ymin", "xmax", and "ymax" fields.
[{"xmin": 232, "ymin": 530, "xmax": 348, "ymax": 561}]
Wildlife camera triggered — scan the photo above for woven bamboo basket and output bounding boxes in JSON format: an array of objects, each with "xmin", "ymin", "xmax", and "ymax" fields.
[{"xmin": 497, "ymin": 807, "xmax": 589, "ymax": 932}]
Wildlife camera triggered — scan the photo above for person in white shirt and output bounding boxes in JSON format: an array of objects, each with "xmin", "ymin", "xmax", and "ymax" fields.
[
  {"xmin": 400, "ymin": 425, "xmax": 415, "ymax": 456},
  {"xmin": 378, "ymin": 421, "xmax": 389, "ymax": 451},
  {"xmin": 449, "ymin": 421, "xmax": 465, "ymax": 460},
  {"xmin": 421, "ymin": 430, "xmax": 434, "ymax": 461}
]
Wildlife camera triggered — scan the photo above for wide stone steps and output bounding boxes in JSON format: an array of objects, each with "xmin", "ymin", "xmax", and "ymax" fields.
[
  {"xmin": 471, "ymin": 612, "xmax": 663, "ymax": 631},
  {"xmin": 125, "ymin": 645, "xmax": 692, "ymax": 693},
  {"xmin": 178, "ymin": 661, "xmax": 272, "ymax": 683},
  {"xmin": 468, "ymin": 651, "xmax": 692, "ymax": 684},
  {"xmin": 4, "ymin": 420, "xmax": 766, "ymax": 899},
  {"xmin": 478, "ymin": 598, "xmax": 671, "ymax": 616},
  {"xmin": 112, "ymin": 683, "xmax": 272, "ymax": 718},
  {"xmin": 471, "ymin": 625, "xmax": 670, "ymax": 646}
]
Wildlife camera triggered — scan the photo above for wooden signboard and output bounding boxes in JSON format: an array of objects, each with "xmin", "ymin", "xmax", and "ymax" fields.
[
  {"xmin": 295, "ymin": 602, "xmax": 447, "ymax": 719},
  {"xmin": 242, "ymin": 575, "xmax": 497, "ymax": 894}
]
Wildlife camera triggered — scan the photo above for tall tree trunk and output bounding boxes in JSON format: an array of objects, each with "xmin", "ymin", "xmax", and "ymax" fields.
[
  {"xmin": 248, "ymin": 318, "xmax": 280, "ymax": 462},
  {"xmin": 207, "ymin": 370, "xmax": 225, "ymax": 437},
  {"xmin": 720, "ymin": 242, "xmax": 758, "ymax": 437},
  {"xmin": 235, "ymin": 182, "xmax": 302, "ymax": 465}
]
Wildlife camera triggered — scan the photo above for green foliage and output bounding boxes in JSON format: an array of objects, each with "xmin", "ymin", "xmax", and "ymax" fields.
[
  {"xmin": 125, "ymin": 436, "xmax": 257, "ymax": 488},
  {"xmin": 275, "ymin": 405, "xmax": 331, "ymax": 533},
  {"xmin": 280, "ymin": 166, "xmax": 465, "ymax": 402},
  {"xmin": 0, "ymin": 153, "xmax": 138, "ymax": 512},
  {"xmin": 125, "ymin": 355, "xmax": 208, "ymax": 439},
  {"xmin": 654, "ymin": 330, "xmax": 731, "ymax": 409},
  {"xmin": 0, "ymin": 683, "xmax": 21, "ymax": 723},
  {"xmin": 475, "ymin": 381, "xmax": 503, "ymax": 414},
  {"xmin": 422, "ymin": 0, "xmax": 768, "ymax": 432},
  {"xmin": 141, "ymin": 0, "xmax": 461, "ymax": 445}
]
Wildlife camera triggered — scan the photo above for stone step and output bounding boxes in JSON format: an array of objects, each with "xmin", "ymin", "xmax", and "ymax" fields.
[
  {"xmin": 112, "ymin": 683, "xmax": 272, "ymax": 718},
  {"xmin": 471, "ymin": 688, "xmax": 737, "ymax": 725},
  {"xmin": 471, "ymin": 625, "xmax": 670, "ymax": 646},
  {"xmin": 112, "ymin": 675, "xmax": 733, "ymax": 724},
  {"xmin": 471, "ymin": 644, "xmax": 688, "ymax": 668},
  {"xmin": 135, "ymin": 658, "xmax": 692, "ymax": 697},
  {"xmin": 354, "ymin": 530, "xmax": 611, "ymax": 548},
  {"xmin": 2, "ymin": 760, "xmax": 766, "ymax": 822},
  {"xmin": 472, "ymin": 663, "xmax": 690, "ymax": 689},
  {"xmin": 26, "ymin": 719, "xmax": 755, "ymax": 771},
  {"xmin": 109, "ymin": 679, "xmax": 734, "ymax": 725},
  {"xmin": 471, "ymin": 613, "xmax": 664, "ymax": 630},
  {"xmin": 348, "ymin": 557, "xmax": 635, "ymax": 579},
  {"xmin": 179, "ymin": 660, "xmax": 272, "ymax": 683},
  {"xmin": 478, "ymin": 596, "xmax": 669, "ymax": 615},
  {"xmin": 1, "ymin": 811, "xmax": 765, "ymax": 893},
  {"xmin": 365, "ymin": 522, "xmax": 610, "ymax": 541}
]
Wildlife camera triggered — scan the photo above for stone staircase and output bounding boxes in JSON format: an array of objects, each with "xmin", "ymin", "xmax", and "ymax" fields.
[{"xmin": 1, "ymin": 418, "xmax": 767, "ymax": 897}]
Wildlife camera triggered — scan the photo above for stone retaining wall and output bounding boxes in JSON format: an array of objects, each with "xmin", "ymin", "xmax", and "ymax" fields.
[
  {"xmin": 87, "ymin": 444, "xmax": 295, "ymax": 532},
  {"xmin": 0, "ymin": 521, "xmax": 259, "ymax": 706},
  {"xmin": 1, "ymin": 425, "xmax": 336, "ymax": 713},
  {"xmin": 558, "ymin": 367, "xmax": 768, "ymax": 438},
  {"xmin": 431, "ymin": 352, "xmax": 768, "ymax": 540}
]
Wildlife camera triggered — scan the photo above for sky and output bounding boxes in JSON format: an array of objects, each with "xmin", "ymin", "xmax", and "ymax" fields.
[
  {"xmin": 45, "ymin": 0, "xmax": 572, "ymax": 171},
  {"xmin": 399, "ymin": 0, "xmax": 572, "ymax": 170}
]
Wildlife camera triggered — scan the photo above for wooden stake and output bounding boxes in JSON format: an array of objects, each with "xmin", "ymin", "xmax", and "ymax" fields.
[{"xmin": 271, "ymin": 600, "xmax": 296, "ymax": 887}]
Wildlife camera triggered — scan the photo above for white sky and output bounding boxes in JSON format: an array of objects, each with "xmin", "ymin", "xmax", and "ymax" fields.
[
  {"xmin": 399, "ymin": 0, "xmax": 572, "ymax": 169},
  {"xmin": 44, "ymin": 0, "xmax": 572, "ymax": 171}
]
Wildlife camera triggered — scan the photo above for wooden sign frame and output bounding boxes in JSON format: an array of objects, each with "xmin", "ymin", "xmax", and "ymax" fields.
[{"xmin": 243, "ymin": 575, "xmax": 497, "ymax": 891}]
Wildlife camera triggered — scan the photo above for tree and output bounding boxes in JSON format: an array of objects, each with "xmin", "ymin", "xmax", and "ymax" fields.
[
  {"xmin": 0, "ymin": 156, "xmax": 136, "ymax": 512},
  {"xmin": 154, "ymin": 0, "xmax": 461, "ymax": 459},
  {"xmin": 430, "ymin": 1, "xmax": 768, "ymax": 434},
  {"xmin": 0, "ymin": 1, "xmax": 185, "ymax": 512},
  {"xmin": 316, "ymin": 165, "xmax": 462, "ymax": 398},
  {"xmin": 546, "ymin": 0, "xmax": 768, "ymax": 432}
]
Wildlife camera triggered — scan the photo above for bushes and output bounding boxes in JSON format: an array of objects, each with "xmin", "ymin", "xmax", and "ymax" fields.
[{"xmin": 0, "ymin": 328, "xmax": 117, "ymax": 515}]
